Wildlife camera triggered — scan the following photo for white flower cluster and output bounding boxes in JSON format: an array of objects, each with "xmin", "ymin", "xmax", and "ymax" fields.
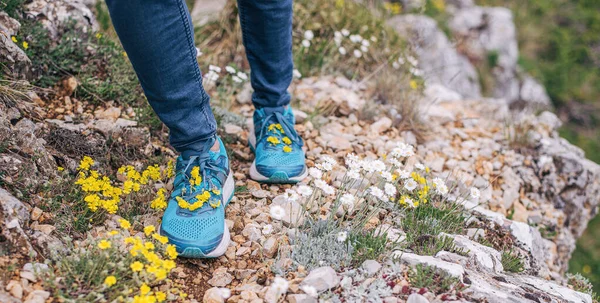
[
  {"xmin": 302, "ymin": 30, "xmax": 314, "ymax": 48},
  {"xmin": 203, "ymin": 65, "xmax": 248, "ymax": 84},
  {"xmin": 271, "ymin": 276, "xmax": 289, "ymax": 298},
  {"xmin": 333, "ymin": 29, "xmax": 377, "ymax": 58},
  {"xmin": 392, "ymin": 53, "xmax": 423, "ymax": 77}
]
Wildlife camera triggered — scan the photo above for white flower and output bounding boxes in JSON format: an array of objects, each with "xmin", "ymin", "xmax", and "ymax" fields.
[
  {"xmin": 302, "ymin": 39, "xmax": 311, "ymax": 48},
  {"xmin": 296, "ymin": 185, "xmax": 313, "ymax": 197},
  {"xmin": 272, "ymin": 277, "xmax": 289, "ymax": 295},
  {"xmin": 337, "ymin": 231, "xmax": 348, "ymax": 242},
  {"xmin": 340, "ymin": 193, "xmax": 355, "ymax": 210},
  {"xmin": 345, "ymin": 153, "xmax": 362, "ymax": 170},
  {"xmin": 196, "ymin": 47, "xmax": 203, "ymax": 57},
  {"xmin": 432, "ymin": 178, "xmax": 449, "ymax": 195},
  {"xmin": 397, "ymin": 169, "xmax": 411, "ymax": 179},
  {"xmin": 388, "ymin": 158, "xmax": 402, "ymax": 167},
  {"xmin": 349, "ymin": 34, "xmax": 363, "ymax": 43},
  {"xmin": 414, "ymin": 163, "xmax": 425, "ymax": 170},
  {"xmin": 361, "ymin": 40, "xmax": 370, "ymax": 47},
  {"xmin": 209, "ymin": 65, "xmax": 221, "ymax": 73},
  {"xmin": 470, "ymin": 188, "xmax": 481, "ymax": 200},
  {"xmin": 218, "ymin": 288, "xmax": 231, "ymax": 299},
  {"xmin": 370, "ymin": 36, "xmax": 377, "ymax": 42},
  {"xmin": 236, "ymin": 71, "xmax": 248, "ymax": 80},
  {"xmin": 334, "ymin": 31, "xmax": 342, "ymax": 39},
  {"xmin": 360, "ymin": 45, "xmax": 368, "ymax": 52},
  {"xmin": 384, "ymin": 183, "xmax": 397, "ymax": 196},
  {"xmin": 369, "ymin": 186, "xmax": 384, "ymax": 199},
  {"xmin": 404, "ymin": 196, "xmax": 416, "ymax": 208},
  {"xmin": 404, "ymin": 179, "xmax": 418, "ymax": 191},
  {"xmin": 392, "ymin": 61, "xmax": 400, "ymax": 69},
  {"xmin": 381, "ymin": 171, "xmax": 393, "ymax": 182},
  {"xmin": 262, "ymin": 224, "xmax": 273, "ymax": 235},
  {"xmin": 353, "ymin": 49, "xmax": 362, "ymax": 58},
  {"xmin": 397, "ymin": 57, "xmax": 405, "ymax": 65},
  {"xmin": 283, "ymin": 189, "xmax": 299, "ymax": 202},
  {"xmin": 204, "ymin": 70, "xmax": 219, "ymax": 82},
  {"xmin": 316, "ymin": 161, "xmax": 333, "ymax": 172},
  {"xmin": 270, "ymin": 205, "xmax": 286, "ymax": 220},
  {"xmin": 371, "ymin": 160, "xmax": 386, "ymax": 172},
  {"xmin": 293, "ymin": 69, "xmax": 302, "ymax": 79},
  {"xmin": 300, "ymin": 285, "xmax": 318, "ymax": 298},
  {"xmin": 304, "ymin": 30, "xmax": 314, "ymax": 40},
  {"xmin": 225, "ymin": 66, "xmax": 236, "ymax": 74},
  {"xmin": 407, "ymin": 55, "xmax": 418, "ymax": 66},
  {"xmin": 232, "ymin": 75, "xmax": 242, "ymax": 83},
  {"xmin": 314, "ymin": 179, "xmax": 327, "ymax": 190},
  {"xmin": 390, "ymin": 142, "xmax": 415, "ymax": 158},
  {"xmin": 309, "ymin": 167, "xmax": 323, "ymax": 179},
  {"xmin": 347, "ymin": 169, "xmax": 360, "ymax": 180},
  {"xmin": 338, "ymin": 47, "xmax": 347, "ymax": 55},
  {"xmin": 341, "ymin": 29, "xmax": 350, "ymax": 36},
  {"xmin": 322, "ymin": 184, "xmax": 336, "ymax": 196},
  {"xmin": 322, "ymin": 156, "xmax": 337, "ymax": 166}
]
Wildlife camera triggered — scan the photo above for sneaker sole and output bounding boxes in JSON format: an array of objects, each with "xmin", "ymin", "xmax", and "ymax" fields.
[
  {"xmin": 159, "ymin": 170, "xmax": 235, "ymax": 259},
  {"xmin": 247, "ymin": 123, "xmax": 307, "ymax": 184}
]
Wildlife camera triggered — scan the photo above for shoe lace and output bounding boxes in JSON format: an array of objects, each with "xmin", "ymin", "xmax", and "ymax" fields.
[
  {"xmin": 258, "ymin": 111, "xmax": 303, "ymax": 150},
  {"xmin": 175, "ymin": 152, "xmax": 224, "ymax": 210}
]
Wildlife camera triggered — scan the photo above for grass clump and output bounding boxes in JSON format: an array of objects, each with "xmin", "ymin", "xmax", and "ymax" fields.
[
  {"xmin": 501, "ymin": 250, "xmax": 524, "ymax": 273},
  {"xmin": 349, "ymin": 228, "xmax": 392, "ymax": 265},
  {"xmin": 400, "ymin": 202, "xmax": 467, "ymax": 256},
  {"xmin": 42, "ymin": 226, "xmax": 181, "ymax": 302},
  {"xmin": 409, "ymin": 264, "xmax": 465, "ymax": 294}
]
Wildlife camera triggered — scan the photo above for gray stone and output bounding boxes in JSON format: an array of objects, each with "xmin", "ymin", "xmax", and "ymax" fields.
[
  {"xmin": 361, "ymin": 260, "xmax": 382, "ymax": 276},
  {"xmin": 396, "ymin": 252, "xmax": 465, "ymax": 280},
  {"xmin": 287, "ymin": 294, "xmax": 318, "ymax": 303},
  {"xmin": 191, "ymin": 0, "xmax": 227, "ymax": 27},
  {"xmin": 207, "ymin": 267, "xmax": 233, "ymax": 287},
  {"xmin": 387, "ymin": 15, "xmax": 481, "ymax": 98},
  {"xmin": 301, "ymin": 266, "xmax": 340, "ymax": 292},
  {"xmin": 407, "ymin": 294, "xmax": 430, "ymax": 303}
]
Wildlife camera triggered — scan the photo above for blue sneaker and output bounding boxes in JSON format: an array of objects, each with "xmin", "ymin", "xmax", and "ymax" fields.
[
  {"xmin": 159, "ymin": 137, "xmax": 234, "ymax": 258},
  {"xmin": 248, "ymin": 106, "xmax": 307, "ymax": 183}
]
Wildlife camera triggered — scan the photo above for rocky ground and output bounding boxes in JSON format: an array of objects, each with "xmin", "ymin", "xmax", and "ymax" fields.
[{"xmin": 1, "ymin": 0, "xmax": 599, "ymax": 303}]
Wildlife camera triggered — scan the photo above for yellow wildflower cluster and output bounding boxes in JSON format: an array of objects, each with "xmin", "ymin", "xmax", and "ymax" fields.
[
  {"xmin": 189, "ymin": 166, "xmax": 202, "ymax": 186},
  {"xmin": 175, "ymin": 189, "xmax": 213, "ymax": 211},
  {"xmin": 383, "ymin": 1, "xmax": 402, "ymax": 14},
  {"xmin": 96, "ymin": 225, "xmax": 179, "ymax": 303},
  {"xmin": 75, "ymin": 156, "xmax": 173, "ymax": 214},
  {"xmin": 266, "ymin": 123, "xmax": 293, "ymax": 153},
  {"xmin": 150, "ymin": 188, "xmax": 167, "ymax": 210}
]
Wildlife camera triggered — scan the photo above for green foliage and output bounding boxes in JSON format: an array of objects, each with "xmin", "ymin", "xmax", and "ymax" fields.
[
  {"xmin": 409, "ymin": 264, "xmax": 465, "ymax": 294},
  {"xmin": 400, "ymin": 202, "xmax": 466, "ymax": 255},
  {"xmin": 0, "ymin": 0, "xmax": 26, "ymax": 18},
  {"xmin": 501, "ymin": 250, "xmax": 524, "ymax": 273},
  {"xmin": 570, "ymin": 214, "xmax": 600, "ymax": 293},
  {"xmin": 566, "ymin": 273, "xmax": 595, "ymax": 296},
  {"xmin": 349, "ymin": 229, "xmax": 391, "ymax": 265}
]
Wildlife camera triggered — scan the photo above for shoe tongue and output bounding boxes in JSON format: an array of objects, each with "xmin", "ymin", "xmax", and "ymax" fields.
[{"xmin": 262, "ymin": 106, "xmax": 286, "ymax": 116}]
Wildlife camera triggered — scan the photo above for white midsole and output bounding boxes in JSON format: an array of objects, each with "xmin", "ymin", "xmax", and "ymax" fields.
[
  {"xmin": 249, "ymin": 161, "xmax": 308, "ymax": 182},
  {"xmin": 222, "ymin": 170, "xmax": 234, "ymax": 204},
  {"xmin": 204, "ymin": 221, "xmax": 230, "ymax": 257}
]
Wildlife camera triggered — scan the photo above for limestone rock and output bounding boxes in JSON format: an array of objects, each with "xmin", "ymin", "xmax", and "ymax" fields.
[{"xmin": 300, "ymin": 266, "xmax": 340, "ymax": 292}]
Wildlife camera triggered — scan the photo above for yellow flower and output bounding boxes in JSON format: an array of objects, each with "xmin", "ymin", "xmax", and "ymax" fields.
[
  {"xmin": 130, "ymin": 261, "xmax": 144, "ymax": 272},
  {"xmin": 583, "ymin": 265, "xmax": 591, "ymax": 274},
  {"xmin": 57, "ymin": 166, "xmax": 64, "ymax": 171},
  {"xmin": 155, "ymin": 291, "xmax": 166, "ymax": 302},
  {"xmin": 78, "ymin": 156, "xmax": 94, "ymax": 170},
  {"xmin": 267, "ymin": 136, "xmax": 280, "ymax": 145},
  {"xmin": 151, "ymin": 188, "xmax": 167, "ymax": 210},
  {"xmin": 431, "ymin": 0, "xmax": 446, "ymax": 11},
  {"xmin": 22, "ymin": 41, "xmax": 28, "ymax": 49},
  {"xmin": 409, "ymin": 79, "xmax": 418, "ymax": 90},
  {"xmin": 95, "ymin": 33, "xmax": 102, "ymax": 39},
  {"xmin": 104, "ymin": 275, "xmax": 116, "ymax": 287},
  {"xmin": 283, "ymin": 146, "xmax": 292, "ymax": 153},
  {"xmin": 144, "ymin": 225, "xmax": 156, "ymax": 236},
  {"xmin": 144, "ymin": 241, "xmax": 155, "ymax": 250},
  {"xmin": 98, "ymin": 240, "xmax": 111, "ymax": 250},
  {"xmin": 209, "ymin": 200, "xmax": 221, "ymax": 208},
  {"xmin": 152, "ymin": 233, "xmax": 169, "ymax": 244},
  {"xmin": 123, "ymin": 51, "xmax": 128, "ymax": 57},
  {"xmin": 140, "ymin": 283, "xmax": 151, "ymax": 295},
  {"xmin": 162, "ymin": 260, "xmax": 176, "ymax": 271},
  {"xmin": 282, "ymin": 137, "xmax": 292, "ymax": 145},
  {"xmin": 166, "ymin": 244, "xmax": 178, "ymax": 260},
  {"xmin": 212, "ymin": 188, "xmax": 221, "ymax": 195},
  {"xmin": 176, "ymin": 196, "xmax": 190, "ymax": 209},
  {"xmin": 107, "ymin": 230, "xmax": 119, "ymax": 236},
  {"xmin": 11, "ymin": 36, "xmax": 17, "ymax": 43},
  {"xmin": 119, "ymin": 218, "xmax": 131, "ymax": 229}
]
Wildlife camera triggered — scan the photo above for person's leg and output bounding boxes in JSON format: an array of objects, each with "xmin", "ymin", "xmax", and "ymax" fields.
[
  {"xmin": 106, "ymin": 0, "xmax": 216, "ymax": 158},
  {"xmin": 105, "ymin": 0, "xmax": 232, "ymax": 258},
  {"xmin": 237, "ymin": 0, "xmax": 307, "ymax": 183},
  {"xmin": 237, "ymin": 0, "xmax": 293, "ymax": 108}
]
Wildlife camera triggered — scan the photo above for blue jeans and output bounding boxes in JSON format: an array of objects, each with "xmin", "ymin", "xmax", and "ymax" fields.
[{"xmin": 105, "ymin": 0, "xmax": 293, "ymax": 157}]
